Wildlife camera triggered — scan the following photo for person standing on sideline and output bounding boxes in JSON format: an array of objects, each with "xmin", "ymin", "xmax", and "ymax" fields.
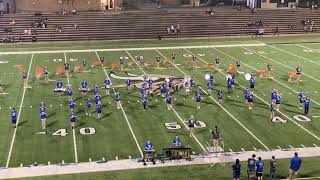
[
  {"xmin": 269, "ymin": 156, "xmax": 276, "ymax": 180},
  {"xmin": 289, "ymin": 152, "xmax": 302, "ymax": 179},
  {"xmin": 256, "ymin": 157, "xmax": 264, "ymax": 180},
  {"xmin": 210, "ymin": 126, "xmax": 220, "ymax": 151},
  {"xmin": 247, "ymin": 154, "xmax": 256, "ymax": 180},
  {"xmin": 232, "ymin": 159, "xmax": 241, "ymax": 180}
]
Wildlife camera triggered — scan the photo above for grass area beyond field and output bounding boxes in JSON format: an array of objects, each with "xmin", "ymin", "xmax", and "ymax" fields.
[{"xmin": 13, "ymin": 157, "xmax": 320, "ymax": 180}]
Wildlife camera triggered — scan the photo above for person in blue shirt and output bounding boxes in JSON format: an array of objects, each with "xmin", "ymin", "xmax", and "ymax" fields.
[
  {"xmin": 67, "ymin": 87, "xmax": 73, "ymax": 99},
  {"xmin": 275, "ymin": 93, "xmax": 281, "ymax": 110},
  {"xmin": 250, "ymin": 76, "xmax": 255, "ymax": 89},
  {"xmin": 168, "ymin": 78, "xmax": 174, "ymax": 92},
  {"xmin": 39, "ymin": 101, "xmax": 46, "ymax": 112},
  {"xmin": 270, "ymin": 101, "xmax": 276, "ymax": 119},
  {"xmin": 69, "ymin": 112, "xmax": 76, "ymax": 129},
  {"xmin": 11, "ymin": 108, "xmax": 17, "ymax": 128},
  {"xmin": 247, "ymin": 91, "xmax": 254, "ymax": 110},
  {"xmin": 172, "ymin": 135, "xmax": 181, "ymax": 147},
  {"xmin": 86, "ymin": 98, "xmax": 92, "ymax": 116},
  {"xmin": 289, "ymin": 152, "xmax": 302, "ymax": 179},
  {"xmin": 244, "ymin": 88, "xmax": 249, "ymax": 106},
  {"xmin": 115, "ymin": 92, "xmax": 121, "ymax": 109},
  {"xmin": 104, "ymin": 78, "xmax": 111, "ymax": 95},
  {"xmin": 143, "ymin": 140, "xmax": 155, "ymax": 165},
  {"xmin": 93, "ymin": 86, "xmax": 99, "ymax": 96},
  {"xmin": 165, "ymin": 92, "xmax": 172, "ymax": 110},
  {"xmin": 232, "ymin": 159, "xmax": 241, "ymax": 180},
  {"xmin": 126, "ymin": 79, "xmax": 131, "ymax": 94},
  {"xmin": 148, "ymin": 78, "xmax": 154, "ymax": 93},
  {"xmin": 256, "ymin": 157, "xmax": 264, "ymax": 180},
  {"xmin": 81, "ymin": 80, "xmax": 89, "ymax": 94},
  {"xmin": 142, "ymin": 94, "xmax": 148, "ymax": 111},
  {"xmin": 195, "ymin": 89, "xmax": 201, "ymax": 110},
  {"xmin": 145, "ymin": 140, "xmax": 154, "ymax": 151},
  {"xmin": 227, "ymin": 77, "xmax": 233, "ymax": 92},
  {"xmin": 95, "ymin": 94, "xmax": 101, "ymax": 104},
  {"xmin": 140, "ymin": 88, "xmax": 146, "ymax": 96},
  {"xmin": 161, "ymin": 82, "xmax": 167, "ymax": 94},
  {"xmin": 304, "ymin": 96, "xmax": 310, "ymax": 115},
  {"xmin": 96, "ymin": 101, "xmax": 102, "ymax": 119},
  {"xmin": 40, "ymin": 108, "xmax": 47, "ymax": 130},
  {"xmin": 207, "ymin": 80, "xmax": 213, "ymax": 94},
  {"xmin": 69, "ymin": 98, "xmax": 75, "ymax": 112},
  {"xmin": 156, "ymin": 56, "xmax": 161, "ymax": 69},
  {"xmin": 55, "ymin": 80, "xmax": 65, "ymax": 94},
  {"xmin": 218, "ymin": 90, "xmax": 224, "ymax": 104},
  {"xmin": 271, "ymin": 89, "xmax": 277, "ymax": 103},
  {"xmin": 298, "ymin": 91, "xmax": 305, "ymax": 109}
]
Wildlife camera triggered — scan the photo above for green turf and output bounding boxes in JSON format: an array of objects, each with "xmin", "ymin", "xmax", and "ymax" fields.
[
  {"xmin": 13, "ymin": 157, "xmax": 320, "ymax": 180},
  {"xmin": 1, "ymin": 37, "xmax": 320, "ymax": 180}
]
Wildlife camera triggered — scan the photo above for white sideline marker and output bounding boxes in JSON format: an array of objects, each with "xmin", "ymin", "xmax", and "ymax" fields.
[
  {"xmin": 229, "ymin": 149, "xmax": 233, "ymax": 152},
  {"xmin": 277, "ymin": 146, "xmax": 282, "ymax": 149},
  {"xmin": 89, "ymin": 158, "xmax": 91, "ymax": 162},
  {"xmin": 5, "ymin": 54, "xmax": 34, "ymax": 168},
  {"xmin": 313, "ymin": 144, "xmax": 318, "ymax": 147},
  {"xmin": 20, "ymin": 163, "xmax": 23, "ymax": 167},
  {"xmin": 241, "ymin": 148, "xmax": 245, "ymax": 152},
  {"xmin": 289, "ymin": 145, "xmax": 294, "ymax": 149},
  {"xmin": 95, "ymin": 51, "xmax": 143, "ymax": 158},
  {"xmin": 301, "ymin": 144, "xmax": 306, "ymax": 148},
  {"xmin": 253, "ymin": 147, "xmax": 257, "ymax": 151},
  {"xmin": 48, "ymin": 161, "xmax": 50, "ymax": 165},
  {"xmin": 116, "ymin": 156, "xmax": 118, "ymax": 160},
  {"xmin": 128, "ymin": 155, "xmax": 131, "ymax": 159}
]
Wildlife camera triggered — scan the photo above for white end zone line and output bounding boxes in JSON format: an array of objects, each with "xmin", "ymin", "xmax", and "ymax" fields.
[
  {"xmin": 95, "ymin": 51, "xmax": 143, "ymax": 158},
  {"xmin": 6, "ymin": 54, "xmax": 34, "ymax": 168},
  {"xmin": 125, "ymin": 50, "xmax": 206, "ymax": 152},
  {"xmin": 185, "ymin": 48, "xmax": 320, "ymax": 143},
  {"xmin": 64, "ymin": 52, "xmax": 78, "ymax": 164},
  {"xmin": 0, "ymin": 43, "xmax": 265, "ymax": 55},
  {"xmin": 241, "ymin": 46, "xmax": 320, "ymax": 83},
  {"xmin": 154, "ymin": 49, "xmax": 269, "ymax": 150},
  {"xmin": 266, "ymin": 44, "xmax": 320, "ymax": 66},
  {"xmin": 214, "ymin": 48, "xmax": 320, "ymax": 106}
]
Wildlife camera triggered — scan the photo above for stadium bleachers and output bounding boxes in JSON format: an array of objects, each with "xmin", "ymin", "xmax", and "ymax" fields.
[{"xmin": 0, "ymin": 8, "xmax": 319, "ymax": 42}]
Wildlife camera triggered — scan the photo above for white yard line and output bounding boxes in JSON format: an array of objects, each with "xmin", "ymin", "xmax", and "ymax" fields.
[
  {"xmin": 185, "ymin": 48, "xmax": 320, "ymax": 142},
  {"xmin": 125, "ymin": 50, "xmax": 206, "ymax": 152},
  {"xmin": 95, "ymin": 51, "xmax": 143, "ymax": 157},
  {"xmin": 295, "ymin": 44, "xmax": 314, "ymax": 50},
  {"xmin": 5, "ymin": 54, "xmax": 34, "ymax": 168},
  {"xmin": 267, "ymin": 45, "xmax": 320, "ymax": 66},
  {"xmin": 241, "ymin": 46, "xmax": 320, "ymax": 83},
  {"xmin": 0, "ymin": 43, "xmax": 265, "ymax": 55},
  {"xmin": 213, "ymin": 48, "xmax": 320, "ymax": 106},
  {"xmin": 154, "ymin": 49, "xmax": 269, "ymax": 150},
  {"xmin": 64, "ymin": 52, "xmax": 78, "ymax": 164}
]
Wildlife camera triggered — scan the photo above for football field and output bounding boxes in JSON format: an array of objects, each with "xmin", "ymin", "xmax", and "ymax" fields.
[{"xmin": 1, "ymin": 37, "xmax": 320, "ymax": 170}]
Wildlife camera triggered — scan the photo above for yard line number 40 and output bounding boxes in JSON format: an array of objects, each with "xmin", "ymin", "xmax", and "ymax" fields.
[{"xmin": 52, "ymin": 127, "xmax": 96, "ymax": 137}]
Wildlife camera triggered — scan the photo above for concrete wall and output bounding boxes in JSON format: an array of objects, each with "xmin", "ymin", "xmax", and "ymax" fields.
[{"xmin": 15, "ymin": 0, "xmax": 122, "ymax": 13}]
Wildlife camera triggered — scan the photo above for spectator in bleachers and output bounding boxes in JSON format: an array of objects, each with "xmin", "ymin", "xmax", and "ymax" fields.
[
  {"xmin": 23, "ymin": 28, "xmax": 28, "ymax": 35},
  {"xmin": 10, "ymin": 19, "xmax": 16, "ymax": 26},
  {"xmin": 56, "ymin": 25, "xmax": 62, "ymax": 33},
  {"xmin": 27, "ymin": 28, "xmax": 32, "ymax": 35},
  {"xmin": 72, "ymin": 24, "xmax": 78, "ymax": 30},
  {"xmin": 274, "ymin": 26, "xmax": 279, "ymax": 36},
  {"xmin": 310, "ymin": 20, "xmax": 315, "ymax": 32},
  {"xmin": 72, "ymin": 9, "xmax": 77, "ymax": 15}
]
